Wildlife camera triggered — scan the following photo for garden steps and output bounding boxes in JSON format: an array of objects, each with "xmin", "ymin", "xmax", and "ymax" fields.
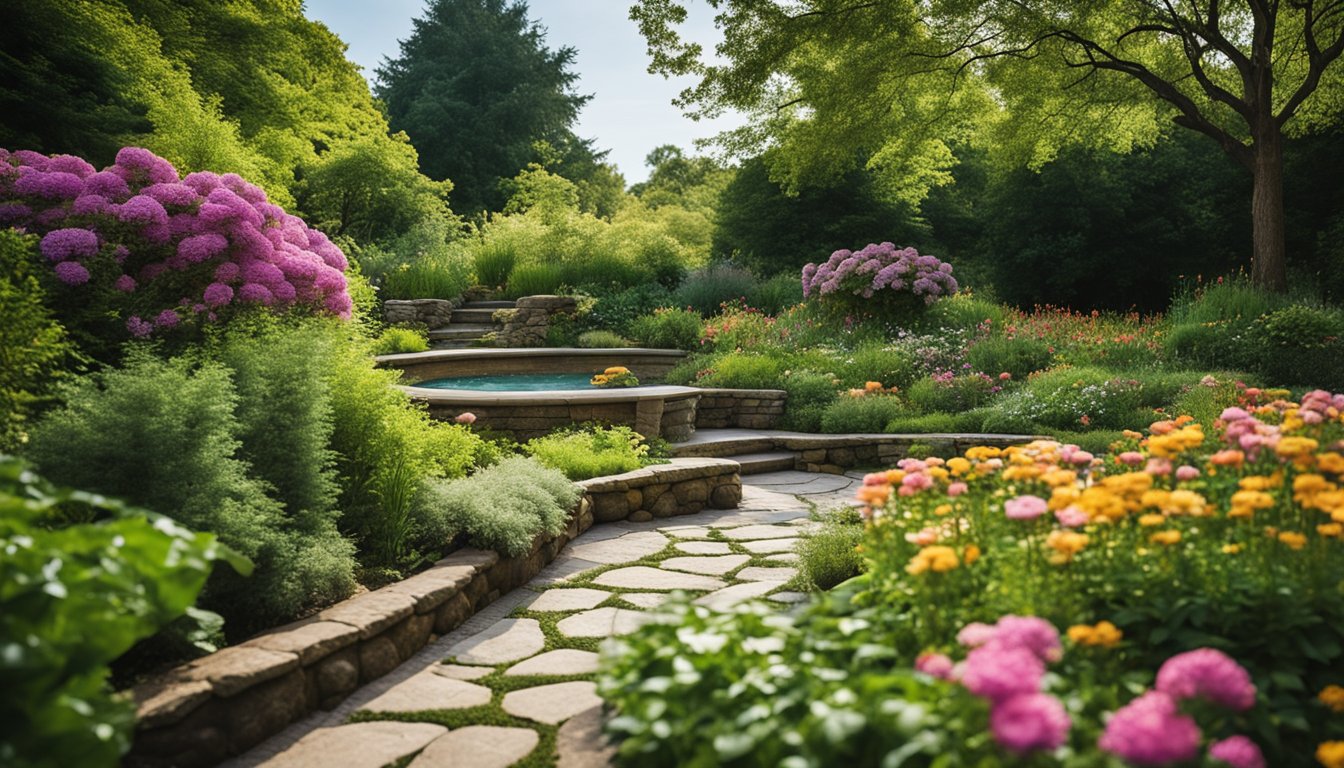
[
  {"xmin": 425, "ymin": 302, "xmax": 516, "ymax": 349},
  {"xmin": 730, "ymin": 451, "xmax": 800, "ymax": 475},
  {"xmin": 449, "ymin": 307, "xmax": 504, "ymax": 324},
  {"xmin": 459, "ymin": 300, "xmax": 516, "ymax": 310}
]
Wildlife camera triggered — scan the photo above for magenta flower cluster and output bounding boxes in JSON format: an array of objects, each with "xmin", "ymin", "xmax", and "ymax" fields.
[
  {"xmin": 1100, "ymin": 648, "xmax": 1261, "ymax": 767},
  {"xmin": 801, "ymin": 242, "xmax": 958, "ymax": 305},
  {"xmin": 915, "ymin": 615, "xmax": 1071, "ymax": 755},
  {"xmin": 0, "ymin": 146, "xmax": 352, "ymax": 336}
]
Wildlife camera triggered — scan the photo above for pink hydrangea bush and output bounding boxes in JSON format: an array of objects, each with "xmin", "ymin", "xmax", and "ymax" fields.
[
  {"xmin": 801, "ymin": 242, "xmax": 958, "ymax": 313},
  {"xmin": 0, "ymin": 147, "xmax": 352, "ymax": 338}
]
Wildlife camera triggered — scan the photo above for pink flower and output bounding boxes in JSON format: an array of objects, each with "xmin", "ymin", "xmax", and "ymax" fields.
[
  {"xmin": 1118, "ymin": 451, "xmax": 1145, "ymax": 466},
  {"xmin": 993, "ymin": 615, "xmax": 1062, "ymax": 662},
  {"xmin": 1175, "ymin": 465, "xmax": 1200, "ymax": 481},
  {"xmin": 999, "ymin": 372, "xmax": 1012, "ymax": 381},
  {"xmin": 914, "ymin": 652, "xmax": 954, "ymax": 680},
  {"xmin": 1220, "ymin": 406, "xmax": 1251, "ymax": 422},
  {"xmin": 454, "ymin": 412, "xmax": 477, "ymax": 425},
  {"xmin": 1055, "ymin": 506, "xmax": 1089, "ymax": 527},
  {"xmin": 1068, "ymin": 450, "xmax": 1094, "ymax": 466},
  {"xmin": 1208, "ymin": 735, "xmax": 1265, "ymax": 768},
  {"xmin": 1004, "ymin": 495, "xmax": 1048, "ymax": 520},
  {"xmin": 125, "ymin": 315, "xmax": 153, "ymax": 338},
  {"xmin": 1098, "ymin": 691, "xmax": 1201, "ymax": 766},
  {"xmin": 1144, "ymin": 458, "xmax": 1172, "ymax": 476},
  {"xmin": 154, "ymin": 309, "xmax": 180, "ymax": 329},
  {"xmin": 961, "ymin": 644, "xmax": 1044, "ymax": 702},
  {"xmin": 990, "ymin": 693, "xmax": 1070, "ymax": 754},
  {"xmin": 202, "ymin": 282, "xmax": 234, "ymax": 308},
  {"xmin": 947, "ymin": 481, "xmax": 969, "ymax": 497},
  {"xmin": 114, "ymin": 275, "xmax": 136, "ymax": 293},
  {"xmin": 957, "ymin": 622, "xmax": 997, "ymax": 648},
  {"xmin": 40, "ymin": 228, "xmax": 99, "ymax": 261},
  {"xmin": 1154, "ymin": 648, "xmax": 1256, "ymax": 711}
]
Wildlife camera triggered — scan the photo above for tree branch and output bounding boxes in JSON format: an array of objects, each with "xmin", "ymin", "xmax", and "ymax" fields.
[{"xmin": 1278, "ymin": 0, "xmax": 1344, "ymax": 124}]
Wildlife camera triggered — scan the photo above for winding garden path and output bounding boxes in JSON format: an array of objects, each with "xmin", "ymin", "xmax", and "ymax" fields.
[{"xmin": 225, "ymin": 471, "xmax": 861, "ymax": 768}]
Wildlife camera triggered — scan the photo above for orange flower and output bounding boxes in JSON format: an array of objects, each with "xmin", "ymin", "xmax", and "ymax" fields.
[
  {"xmin": 1150, "ymin": 530, "xmax": 1182, "ymax": 546},
  {"xmin": 1210, "ymin": 449, "xmax": 1245, "ymax": 467},
  {"xmin": 1277, "ymin": 531, "xmax": 1308, "ymax": 550},
  {"xmin": 864, "ymin": 380, "xmax": 884, "ymax": 392},
  {"xmin": 1320, "ymin": 685, "xmax": 1344, "ymax": 713}
]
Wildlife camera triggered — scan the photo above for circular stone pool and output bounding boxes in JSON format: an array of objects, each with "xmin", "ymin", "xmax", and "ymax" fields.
[{"xmin": 415, "ymin": 373, "xmax": 608, "ymax": 391}]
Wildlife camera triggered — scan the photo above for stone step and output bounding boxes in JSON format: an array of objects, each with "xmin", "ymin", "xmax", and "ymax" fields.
[
  {"xmin": 428, "ymin": 324, "xmax": 497, "ymax": 341},
  {"xmin": 732, "ymin": 451, "xmax": 799, "ymax": 475},
  {"xmin": 461, "ymin": 300, "xmax": 516, "ymax": 309},
  {"xmin": 450, "ymin": 307, "xmax": 502, "ymax": 324},
  {"xmin": 671, "ymin": 437, "xmax": 778, "ymax": 459},
  {"xmin": 429, "ymin": 338, "xmax": 485, "ymax": 350}
]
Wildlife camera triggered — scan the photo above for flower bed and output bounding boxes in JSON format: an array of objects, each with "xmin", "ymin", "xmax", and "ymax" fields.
[{"xmin": 600, "ymin": 389, "xmax": 1344, "ymax": 766}]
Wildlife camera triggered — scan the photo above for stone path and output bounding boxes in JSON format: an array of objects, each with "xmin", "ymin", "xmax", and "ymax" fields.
[{"xmin": 226, "ymin": 471, "xmax": 860, "ymax": 768}]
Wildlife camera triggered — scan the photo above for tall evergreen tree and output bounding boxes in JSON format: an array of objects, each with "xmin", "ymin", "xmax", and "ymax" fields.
[{"xmin": 376, "ymin": 0, "xmax": 591, "ymax": 215}]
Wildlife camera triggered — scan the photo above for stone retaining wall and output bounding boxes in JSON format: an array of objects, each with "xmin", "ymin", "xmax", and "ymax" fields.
[
  {"xmin": 383, "ymin": 298, "xmax": 458, "ymax": 329},
  {"xmin": 491, "ymin": 295, "xmax": 577, "ymax": 347},
  {"xmin": 377, "ymin": 348, "xmax": 688, "ymax": 383},
  {"xmin": 423, "ymin": 390, "xmax": 700, "ymax": 441},
  {"xmin": 578, "ymin": 458, "xmax": 742, "ymax": 524},
  {"xmin": 694, "ymin": 388, "xmax": 787, "ymax": 429},
  {"xmin": 127, "ymin": 459, "xmax": 741, "ymax": 768}
]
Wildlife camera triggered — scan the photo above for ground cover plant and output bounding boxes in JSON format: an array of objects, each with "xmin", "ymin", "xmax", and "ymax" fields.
[
  {"xmin": 600, "ymin": 389, "xmax": 1344, "ymax": 766},
  {"xmin": 524, "ymin": 425, "xmax": 662, "ymax": 481}
]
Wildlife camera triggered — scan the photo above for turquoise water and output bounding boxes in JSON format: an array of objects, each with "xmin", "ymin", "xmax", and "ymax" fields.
[{"xmin": 415, "ymin": 373, "xmax": 603, "ymax": 391}]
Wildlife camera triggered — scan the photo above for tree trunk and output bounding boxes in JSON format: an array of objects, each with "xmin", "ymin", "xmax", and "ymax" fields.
[{"xmin": 1250, "ymin": 125, "xmax": 1288, "ymax": 292}]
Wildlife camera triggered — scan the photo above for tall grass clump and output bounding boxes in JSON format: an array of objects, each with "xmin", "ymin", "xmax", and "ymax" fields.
[
  {"xmin": 675, "ymin": 264, "xmax": 760, "ymax": 316},
  {"xmin": 504, "ymin": 262, "xmax": 564, "ymax": 298}
]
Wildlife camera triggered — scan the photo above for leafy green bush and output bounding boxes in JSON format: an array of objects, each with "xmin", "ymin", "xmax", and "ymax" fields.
[
  {"xmin": 413, "ymin": 457, "xmax": 580, "ymax": 557},
  {"xmin": 694, "ymin": 353, "xmax": 787, "ymax": 389},
  {"xmin": 0, "ymin": 458, "xmax": 248, "ymax": 768},
  {"xmin": 505, "ymin": 262, "xmax": 565, "ymax": 298},
  {"xmin": 560, "ymin": 251, "xmax": 652, "ymax": 293},
  {"xmin": 577, "ymin": 330, "xmax": 628, "ymax": 348},
  {"xmin": 835, "ymin": 342, "xmax": 918, "ymax": 389},
  {"xmin": 797, "ymin": 513, "xmax": 864, "ymax": 590},
  {"xmin": 906, "ymin": 373, "xmax": 998, "ymax": 413},
  {"xmin": 524, "ymin": 426, "xmax": 655, "ymax": 480},
  {"xmin": 820, "ymin": 395, "xmax": 908, "ymax": 433},
  {"xmin": 371, "ymin": 326, "xmax": 430, "ymax": 355},
  {"xmin": 26, "ymin": 351, "xmax": 353, "ymax": 633},
  {"xmin": 779, "ymin": 370, "xmax": 840, "ymax": 432},
  {"xmin": 0, "ymin": 231, "xmax": 71, "ymax": 451},
  {"xmin": 1048, "ymin": 429, "xmax": 1126, "ymax": 454},
  {"xmin": 966, "ymin": 335, "xmax": 1054, "ymax": 380},
  {"xmin": 674, "ymin": 264, "xmax": 760, "ymax": 316},
  {"xmin": 883, "ymin": 412, "xmax": 961, "ymax": 433},
  {"xmin": 1164, "ymin": 320, "xmax": 1253, "ymax": 370},
  {"xmin": 918, "ymin": 292, "xmax": 1006, "ymax": 332},
  {"xmin": 1169, "ymin": 276, "xmax": 1289, "ymax": 325},
  {"xmin": 1257, "ymin": 304, "xmax": 1344, "ymax": 388},
  {"xmin": 628, "ymin": 307, "xmax": 704, "ymax": 350},
  {"xmin": 746, "ymin": 273, "xmax": 803, "ymax": 315},
  {"xmin": 580, "ymin": 283, "xmax": 674, "ymax": 336},
  {"xmin": 472, "ymin": 238, "xmax": 518, "ymax": 288},
  {"xmin": 379, "ymin": 252, "xmax": 472, "ymax": 300}
]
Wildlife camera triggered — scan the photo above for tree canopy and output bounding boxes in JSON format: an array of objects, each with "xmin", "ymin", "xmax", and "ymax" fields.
[
  {"xmin": 631, "ymin": 0, "xmax": 1344, "ymax": 289},
  {"xmin": 376, "ymin": 0, "xmax": 593, "ymax": 215}
]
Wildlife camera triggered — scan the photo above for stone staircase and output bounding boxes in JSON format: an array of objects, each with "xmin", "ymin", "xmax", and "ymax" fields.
[{"xmin": 427, "ymin": 300, "xmax": 515, "ymax": 349}]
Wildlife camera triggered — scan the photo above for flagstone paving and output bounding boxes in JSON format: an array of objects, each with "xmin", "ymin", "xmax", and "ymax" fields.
[{"xmin": 227, "ymin": 471, "xmax": 861, "ymax": 768}]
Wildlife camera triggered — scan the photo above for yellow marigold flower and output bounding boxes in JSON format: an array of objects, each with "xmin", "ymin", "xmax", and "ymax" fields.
[
  {"xmin": 1150, "ymin": 530, "xmax": 1182, "ymax": 546},
  {"xmin": 1318, "ymin": 741, "xmax": 1344, "ymax": 768},
  {"xmin": 1066, "ymin": 624, "xmax": 1096, "ymax": 645},
  {"xmin": 1231, "ymin": 490, "xmax": 1276, "ymax": 512},
  {"xmin": 963, "ymin": 544, "xmax": 981, "ymax": 565},
  {"xmin": 1321, "ymin": 685, "xmax": 1344, "ymax": 713},
  {"xmin": 1139, "ymin": 513, "xmax": 1166, "ymax": 527},
  {"xmin": 1278, "ymin": 531, "xmax": 1308, "ymax": 550},
  {"xmin": 926, "ymin": 466, "xmax": 950, "ymax": 482},
  {"xmin": 906, "ymin": 545, "xmax": 960, "ymax": 575},
  {"xmin": 1222, "ymin": 543, "xmax": 1243, "ymax": 554},
  {"xmin": 1042, "ymin": 469, "xmax": 1078, "ymax": 487},
  {"xmin": 1049, "ymin": 486, "xmax": 1081, "ymax": 510},
  {"xmin": 1317, "ymin": 452, "xmax": 1344, "ymax": 474},
  {"xmin": 965, "ymin": 446, "xmax": 1002, "ymax": 461},
  {"xmin": 946, "ymin": 457, "xmax": 972, "ymax": 475},
  {"xmin": 1316, "ymin": 490, "xmax": 1344, "ymax": 514},
  {"xmin": 1070, "ymin": 620, "xmax": 1123, "ymax": 648},
  {"xmin": 934, "ymin": 504, "xmax": 953, "ymax": 516},
  {"xmin": 1141, "ymin": 489, "xmax": 1171, "ymax": 509},
  {"xmin": 1277, "ymin": 436, "xmax": 1320, "ymax": 459},
  {"xmin": 1166, "ymin": 490, "xmax": 1208, "ymax": 516},
  {"xmin": 1046, "ymin": 530, "xmax": 1089, "ymax": 564},
  {"xmin": 1003, "ymin": 465, "xmax": 1043, "ymax": 481},
  {"xmin": 1295, "ymin": 474, "xmax": 1334, "ymax": 495},
  {"xmin": 604, "ymin": 366, "xmax": 629, "ymax": 375},
  {"xmin": 1319, "ymin": 523, "xmax": 1343, "ymax": 538},
  {"xmin": 1239, "ymin": 474, "xmax": 1281, "ymax": 491},
  {"xmin": 885, "ymin": 469, "xmax": 906, "ymax": 484}
]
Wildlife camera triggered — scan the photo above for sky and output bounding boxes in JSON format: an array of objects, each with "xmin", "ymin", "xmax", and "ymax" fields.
[{"xmin": 303, "ymin": 0, "xmax": 744, "ymax": 183}]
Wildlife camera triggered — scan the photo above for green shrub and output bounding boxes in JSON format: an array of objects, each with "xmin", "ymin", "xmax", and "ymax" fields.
[
  {"xmin": 966, "ymin": 335, "xmax": 1054, "ymax": 380},
  {"xmin": 580, "ymin": 284, "xmax": 674, "ymax": 336},
  {"xmin": 628, "ymin": 308, "xmax": 704, "ymax": 350},
  {"xmin": 918, "ymin": 292, "xmax": 1006, "ymax": 332},
  {"xmin": 379, "ymin": 249, "xmax": 472, "ymax": 301},
  {"xmin": 883, "ymin": 412, "xmax": 961, "ymax": 433},
  {"xmin": 1169, "ymin": 276, "xmax": 1289, "ymax": 324},
  {"xmin": 323, "ymin": 330, "xmax": 491, "ymax": 567},
  {"xmin": 1256, "ymin": 304, "xmax": 1344, "ymax": 388},
  {"xmin": 577, "ymin": 330, "xmax": 628, "ymax": 348},
  {"xmin": 505, "ymin": 262, "xmax": 565, "ymax": 298},
  {"xmin": 1164, "ymin": 320, "xmax": 1252, "ymax": 370},
  {"xmin": 0, "ymin": 230, "xmax": 71, "ymax": 451},
  {"xmin": 978, "ymin": 402, "xmax": 1040, "ymax": 435},
  {"xmin": 779, "ymin": 370, "xmax": 840, "ymax": 432},
  {"xmin": 1049, "ymin": 429, "xmax": 1127, "ymax": 454},
  {"xmin": 906, "ymin": 374, "xmax": 998, "ymax": 412},
  {"xmin": 413, "ymin": 457, "xmax": 580, "ymax": 557},
  {"xmin": 820, "ymin": 395, "xmax": 908, "ymax": 433},
  {"xmin": 0, "ymin": 457, "xmax": 247, "ymax": 768},
  {"xmin": 371, "ymin": 326, "xmax": 430, "ymax": 355},
  {"xmin": 747, "ymin": 273, "xmax": 803, "ymax": 315},
  {"xmin": 524, "ymin": 425, "xmax": 655, "ymax": 480},
  {"xmin": 674, "ymin": 264, "xmax": 760, "ymax": 316},
  {"xmin": 472, "ymin": 238, "xmax": 518, "ymax": 288},
  {"xmin": 695, "ymin": 353, "xmax": 787, "ymax": 389},
  {"xmin": 27, "ymin": 351, "xmax": 354, "ymax": 633},
  {"xmin": 797, "ymin": 514, "xmax": 865, "ymax": 590},
  {"xmin": 560, "ymin": 251, "xmax": 652, "ymax": 292},
  {"xmin": 835, "ymin": 342, "xmax": 918, "ymax": 389}
]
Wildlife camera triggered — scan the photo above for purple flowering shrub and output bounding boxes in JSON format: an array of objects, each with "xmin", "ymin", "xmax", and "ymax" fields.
[
  {"xmin": 801, "ymin": 242, "xmax": 958, "ymax": 318},
  {"xmin": 0, "ymin": 147, "xmax": 352, "ymax": 342}
]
